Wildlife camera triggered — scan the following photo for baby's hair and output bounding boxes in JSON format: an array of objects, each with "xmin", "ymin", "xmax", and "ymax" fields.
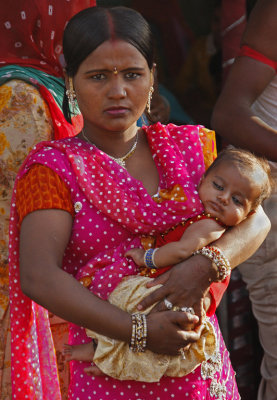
[{"xmin": 205, "ymin": 147, "xmax": 274, "ymax": 209}]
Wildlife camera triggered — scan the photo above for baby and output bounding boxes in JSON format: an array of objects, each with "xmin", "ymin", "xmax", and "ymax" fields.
[{"xmin": 64, "ymin": 147, "xmax": 273, "ymax": 381}]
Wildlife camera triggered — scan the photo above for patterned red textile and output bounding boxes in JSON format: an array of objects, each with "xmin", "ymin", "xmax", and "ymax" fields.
[{"xmin": 0, "ymin": 0, "xmax": 96, "ymax": 77}]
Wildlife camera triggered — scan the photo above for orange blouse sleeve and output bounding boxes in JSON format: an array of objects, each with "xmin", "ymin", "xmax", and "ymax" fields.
[{"xmin": 16, "ymin": 164, "xmax": 74, "ymax": 225}]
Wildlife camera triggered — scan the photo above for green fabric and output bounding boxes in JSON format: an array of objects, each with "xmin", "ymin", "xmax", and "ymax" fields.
[{"xmin": 0, "ymin": 65, "xmax": 65, "ymax": 109}]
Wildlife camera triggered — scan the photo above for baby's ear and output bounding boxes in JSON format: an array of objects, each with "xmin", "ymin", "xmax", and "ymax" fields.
[{"xmin": 197, "ymin": 176, "xmax": 203, "ymax": 189}]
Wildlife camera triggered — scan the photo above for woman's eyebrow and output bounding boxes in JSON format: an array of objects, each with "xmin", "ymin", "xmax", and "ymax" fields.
[{"xmin": 84, "ymin": 67, "xmax": 146, "ymax": 74}]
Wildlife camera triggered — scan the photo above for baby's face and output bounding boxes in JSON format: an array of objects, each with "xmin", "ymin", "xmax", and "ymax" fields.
[{"xmin": 198, "ymin": 162, "xmax": 261, "ymax": 226}]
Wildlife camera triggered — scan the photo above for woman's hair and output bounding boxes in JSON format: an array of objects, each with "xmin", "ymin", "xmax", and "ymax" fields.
[
  {"xmin": 62, "ymin": 6, "xmax": 154, "ymax": 122},
  {"xmin": 205, "ymin": 147, "xmax": 274, "ymax": 209}
]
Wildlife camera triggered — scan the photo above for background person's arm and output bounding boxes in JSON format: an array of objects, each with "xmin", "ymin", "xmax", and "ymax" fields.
[{"xmin": 211, "ymin": 0, "xmax": 277, "ymax": 161}]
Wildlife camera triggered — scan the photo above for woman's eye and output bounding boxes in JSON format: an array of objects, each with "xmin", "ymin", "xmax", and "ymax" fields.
[
  {"xmin": 213, "ymin": 181, "xmax": 223, "ymax": 191},
  {"xmin": 91, "ymin": 73, "xmax": 106, "ymax": 80},
  {"xmin": 125, "ymin": 72, "xmax": 140, "ymax": 79}
]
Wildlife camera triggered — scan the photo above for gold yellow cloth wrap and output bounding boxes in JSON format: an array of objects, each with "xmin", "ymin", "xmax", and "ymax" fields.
[{"xmin": 86, "ymin": 275, "xmax": 216, "ymax": 382}]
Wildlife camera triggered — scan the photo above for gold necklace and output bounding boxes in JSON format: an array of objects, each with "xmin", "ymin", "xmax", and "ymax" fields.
[{"xmin": 82, "ymin": 130, "xmax": 139, "ymax": 168}]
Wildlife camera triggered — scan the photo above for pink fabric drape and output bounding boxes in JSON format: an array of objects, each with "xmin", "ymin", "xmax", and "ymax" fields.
[{"xmin": 9, "ymin": 123, "xmax": 205, "ymax": 398}]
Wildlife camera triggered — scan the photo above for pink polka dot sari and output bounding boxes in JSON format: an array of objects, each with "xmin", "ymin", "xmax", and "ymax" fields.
[{"xmin": 9, "ymin": 123, "xmax": 239, "ymax": 399}]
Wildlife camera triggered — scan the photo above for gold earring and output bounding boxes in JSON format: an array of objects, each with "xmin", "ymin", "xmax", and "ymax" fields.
[
  {"xmin": 66, "ymin": 77, "xmax": 77, "ymax": 113},
  {"xmin": 146, "ymin": 86, "xmax": 154, "ymax": 114}
]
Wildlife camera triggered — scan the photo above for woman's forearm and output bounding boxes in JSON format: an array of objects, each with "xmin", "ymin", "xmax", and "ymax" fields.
[
  {"xmin": 19, "ymin": 209, "xmax": 132, "ymax": 343},
  {"xmin": 19, "ymin": 209, "xmax": 203, "ymax": 356},
  {"xmin": 21, "ymin": 258, "xmax": 133, "ymax": 343},
  {"xmin": 212, "ymin": 205, "xmax": 270, "ymax": 268}
]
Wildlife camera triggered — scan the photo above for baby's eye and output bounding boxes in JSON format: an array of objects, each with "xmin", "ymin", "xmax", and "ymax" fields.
[
  {"xmin": 213, "ymin": 181, "xmax": 223, "ymax": 191},
  {"xmin": 232, "ymin": 196, "xmax": 242, "ymax": 206},
  {"xmin": 125, "ymin": 72, "xmax": 140, "ymax": 79},
  {"xmin": 91, "ymin": 73, "xmax": 106, "ymax": 80}
]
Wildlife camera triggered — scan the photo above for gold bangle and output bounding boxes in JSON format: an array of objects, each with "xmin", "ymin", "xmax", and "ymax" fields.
[
  {"xmin": 130, "ymin": 313, "xmax": 147, "ymax": 352},
  {"xmin": 193, "ymin": 246, "xmax": 231, "ymax": 282}
]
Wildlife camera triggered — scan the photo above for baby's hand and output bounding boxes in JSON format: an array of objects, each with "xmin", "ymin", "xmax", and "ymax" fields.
[{"xmin": 125, "ymin": 248, "xmax": 146, "ymax": 266}]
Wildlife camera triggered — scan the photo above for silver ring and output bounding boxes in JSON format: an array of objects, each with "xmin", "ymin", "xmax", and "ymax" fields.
[
  {"xmin": 180, "ymin": 306, "xmax": 195, "ymax": 315},
  {"xmin": 164, "ymin": 298, "xmax": 173, "ymax": 310}
]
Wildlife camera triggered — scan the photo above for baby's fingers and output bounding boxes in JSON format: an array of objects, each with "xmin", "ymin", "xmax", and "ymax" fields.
[{"xmin": 124, "ymin": 249, "xmax": 135, "ymax": 257}]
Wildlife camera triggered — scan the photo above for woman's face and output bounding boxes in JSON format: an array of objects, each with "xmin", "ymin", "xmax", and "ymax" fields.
[{"xmin": 71, "ymin": 39, "xmax": 152, "ymax": 135}]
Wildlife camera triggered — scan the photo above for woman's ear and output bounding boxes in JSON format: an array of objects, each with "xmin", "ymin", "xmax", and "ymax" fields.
[
  {"xmin": 64, "ymin": 70, "xmax": 70, "ymax": 90},
  {"xmin": 150, "ymin": 63, "xmax": 157, "ymax": 87}
]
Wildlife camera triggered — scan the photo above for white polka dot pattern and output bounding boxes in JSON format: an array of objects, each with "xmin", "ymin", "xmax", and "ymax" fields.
[
  {"xmin": 1, "ymin": 1, "xmax": 96, "ymax": 76},
  {"xmin": 9, "ymin": 123, "xmax": 239, "ymax": 399}
]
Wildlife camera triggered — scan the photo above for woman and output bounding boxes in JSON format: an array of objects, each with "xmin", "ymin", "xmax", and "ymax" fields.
[{"xmin": 9, "ymin": 6, "xmax": 270, "ymax": 400}]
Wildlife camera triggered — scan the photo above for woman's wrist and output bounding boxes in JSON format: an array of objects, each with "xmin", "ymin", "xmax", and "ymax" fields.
[
  {"xmin": 194, "ymin": 246, "xmax": 231, "ymax": 282},
  {"xmin": 130, "ymin": 313, "xmax": 147, "ymax": 352},
  {"xmin": 193, "ymin": 254, "xmax": 219, "ymax": 290}
]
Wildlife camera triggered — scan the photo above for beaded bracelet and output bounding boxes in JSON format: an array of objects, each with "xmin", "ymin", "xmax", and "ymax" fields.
[
  {"xmin": 193, "ymin": 245, "xmax": 231, "ymax": 282},
  {"xmin": 144, "ymin": 248, "xmax": 158, "ymax": 269},
  {"xmin": 130, "ymin": 313, "xmax": 147, "ymax": 352}
]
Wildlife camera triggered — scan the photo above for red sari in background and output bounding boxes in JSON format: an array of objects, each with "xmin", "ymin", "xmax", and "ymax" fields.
[{"xmin": 0, "ymin": 1, "xmax": 95, "ymax": 398}]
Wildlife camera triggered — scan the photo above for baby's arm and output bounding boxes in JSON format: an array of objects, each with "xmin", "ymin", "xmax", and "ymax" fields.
[
  {"xmin": 126, "ymin": 219, "xmax": 225, "ymax": 268},
  {"xmin": 154, "ymin": 219, "xmax": 225, "ymax": 267}
]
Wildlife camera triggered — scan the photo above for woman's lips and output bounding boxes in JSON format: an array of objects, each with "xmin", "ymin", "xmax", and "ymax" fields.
[{"xmin": 104, "ymin": 107, "xmax": 129, "ymax": 116}]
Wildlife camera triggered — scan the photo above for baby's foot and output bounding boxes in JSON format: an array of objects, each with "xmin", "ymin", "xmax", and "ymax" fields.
[
  {"xmin": 63, "ymin": 341, "xmax": 95, "ymax": 362},
  {"xmin": 84, "ymin": 364, "xmax": 105, "ymax": 376}
]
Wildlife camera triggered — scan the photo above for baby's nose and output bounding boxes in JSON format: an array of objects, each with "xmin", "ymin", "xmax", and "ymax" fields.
[{"xmin": 218, "ymin": 193, "xmax": 229, "ymax": 205}]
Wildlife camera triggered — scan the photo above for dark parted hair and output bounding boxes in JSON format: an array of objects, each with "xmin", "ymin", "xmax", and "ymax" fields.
[
  {"xmin": 205, "ymin": 147, "xmax": 274, "ymax": 209},
  {"xmin": 62, "ymin": 6, "xmax": 154, "ymax": 122}
]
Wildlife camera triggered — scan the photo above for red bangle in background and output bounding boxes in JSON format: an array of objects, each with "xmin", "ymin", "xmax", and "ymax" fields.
[{"xmin": 239, "ymin": 45, "xmax": 277, "ymax": 71}]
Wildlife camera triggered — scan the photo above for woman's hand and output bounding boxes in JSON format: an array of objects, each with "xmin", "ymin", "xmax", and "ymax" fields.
[
  {"xmin": 137, "ymin": 255, "xmax": 217, "ymax": 323},
  {"xmin": 146, "ymin": 310, "xmax": 202, "ymax": 355}
]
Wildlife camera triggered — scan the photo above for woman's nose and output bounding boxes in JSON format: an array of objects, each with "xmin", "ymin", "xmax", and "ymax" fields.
[{"xmin": 107, "ymin": 78, "xmax": 127, "ymax": 99}]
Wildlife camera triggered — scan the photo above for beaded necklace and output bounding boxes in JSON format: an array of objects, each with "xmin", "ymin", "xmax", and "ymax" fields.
[{"xmin": 82, "ymin": 129, "xmax": 139, "ymax": 168}]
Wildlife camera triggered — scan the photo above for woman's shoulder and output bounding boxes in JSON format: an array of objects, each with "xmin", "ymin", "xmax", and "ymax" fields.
[
  {"xmin": 146, "ymin": 122, "xmax": 214, "ymax": 145},
  {"xmin": 147, "ymin": 122, "xmax": 211, "ymax": 135},
  {"xmin": 26, "ymin": 136, "xmax": 83, "ymax": 161},
  {"xmin": 145, "ymin": 122, "xmax": 217, "ymax": 170},
  {"xmin": 19, "ymin": 136, "xmax": 82, "ymax": 181}
]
